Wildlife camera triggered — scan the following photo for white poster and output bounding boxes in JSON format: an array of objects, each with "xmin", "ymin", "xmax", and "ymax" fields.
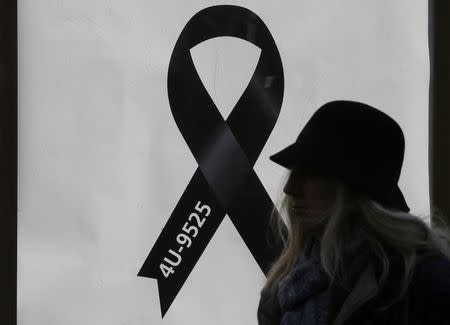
[{"xmin": 18, "ymin": 1, "xmax": 429, "ymax": 324}]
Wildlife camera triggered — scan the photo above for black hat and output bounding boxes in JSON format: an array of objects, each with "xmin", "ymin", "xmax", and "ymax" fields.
[{"xmin": 270, "ymin": 100, "xmax": 410, "ymax": 213}]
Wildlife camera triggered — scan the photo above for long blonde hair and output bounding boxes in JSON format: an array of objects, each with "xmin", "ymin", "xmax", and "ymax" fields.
[{"xmin": 263, "ymin": 171, "xmax": 450, "ymax": 311}]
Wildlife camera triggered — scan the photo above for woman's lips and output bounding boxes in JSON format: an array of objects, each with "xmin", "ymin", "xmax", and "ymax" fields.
[
  {"xmin": 292, "ymin": 206, "xmax": 308, "ymax": 213},
  {"xmin": 292, "ymin": 206, "xmax": 319, "ymax": 215}
]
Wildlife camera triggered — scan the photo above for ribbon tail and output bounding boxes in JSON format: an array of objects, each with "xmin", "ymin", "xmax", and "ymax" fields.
[{"xmin": 138, "ymin": 169, "xmax": 226, "ymax": 317}]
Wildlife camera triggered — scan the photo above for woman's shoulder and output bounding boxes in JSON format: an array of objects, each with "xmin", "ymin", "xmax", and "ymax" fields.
[
  {"xmin": 257, "ymin": 284, "xmax": 281, "ymax": 325},
  {"xmin": 409, "ymin": 251, "xmax": 450, "ymax": 323},
  {"xmin": 412, "ymin": 251, "xmax": 450, "ymax": 297}
]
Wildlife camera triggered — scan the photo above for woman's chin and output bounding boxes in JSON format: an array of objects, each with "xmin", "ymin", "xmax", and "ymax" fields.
[{"xmin": 297, "ymin": 213, "xmax": 329, "ymax": 232}]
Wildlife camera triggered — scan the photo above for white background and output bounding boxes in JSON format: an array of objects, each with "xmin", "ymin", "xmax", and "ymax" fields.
[{"xmin": 18, "ymin": 1, "xmax": 429, "ymax": 324}]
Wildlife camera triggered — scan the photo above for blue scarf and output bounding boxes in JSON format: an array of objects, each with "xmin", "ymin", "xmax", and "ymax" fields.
[{"xmin": 277, "ymin": 237, "xmax": 372, "ymax": 325}]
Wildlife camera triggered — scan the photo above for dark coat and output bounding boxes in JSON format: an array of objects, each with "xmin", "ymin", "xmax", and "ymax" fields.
[{"xmin": 257, "ymin": 252, "xmax": 450, "ymax": 325}]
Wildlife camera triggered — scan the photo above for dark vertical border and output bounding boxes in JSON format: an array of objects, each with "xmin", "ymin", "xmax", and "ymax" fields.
[
  {"xmin": 0, "ymin": 0, "xmax": 17, "ymax": 324},
  {"xmin": 429, "ymin": 0, "xmax": 450, "ymax": 226}
]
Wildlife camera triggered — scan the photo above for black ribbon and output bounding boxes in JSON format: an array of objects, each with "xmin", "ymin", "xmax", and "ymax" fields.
[{"xmin": 138, "ymin": 5, "xmax": 285, "ymax": 317}]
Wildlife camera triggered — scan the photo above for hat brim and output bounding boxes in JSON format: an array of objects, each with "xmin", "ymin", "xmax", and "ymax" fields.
[
  {"xmin": 375, "ymin": 182, "xmax": 410, "ymax": 213},
  {"xmin": 269, "ymin": 142, "xmax": 302, "ymax": 169},
  {"xmin": 348, "ymin": 178, "xmax": 410, "ymax": 213},
  {"xmin": 270, "ymin": 143, "xmax": 410, "ymax": 213}
]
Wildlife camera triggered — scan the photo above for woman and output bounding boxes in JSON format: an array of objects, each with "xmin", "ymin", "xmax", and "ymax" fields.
[{"xmin": 257, "ymin": 100, "xmax": 450, "ymax": 325}]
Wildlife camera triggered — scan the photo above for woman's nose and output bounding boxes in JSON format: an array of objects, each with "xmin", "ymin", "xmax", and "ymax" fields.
[{"xmin": 283, "ymin": 184, "xmax": 293, "ymax": 196}]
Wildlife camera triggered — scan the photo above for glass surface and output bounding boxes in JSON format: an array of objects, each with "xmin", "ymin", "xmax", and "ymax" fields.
[{"xmin": 18, "ymin": 1, "xmax": 429, "ymax": 324}]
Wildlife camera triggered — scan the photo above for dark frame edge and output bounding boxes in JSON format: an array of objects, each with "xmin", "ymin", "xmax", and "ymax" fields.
[
  {"xmin": 429, "ymin": 0, "xmax": 450, "ymax": 227},
  {"xmin": 0, "ymin": 0, "xmax": 17, "ymax": 324}
]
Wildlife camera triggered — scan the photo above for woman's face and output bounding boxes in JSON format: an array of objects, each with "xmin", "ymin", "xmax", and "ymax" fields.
[{"xmin": 283, "ymin": 169, "xmax": 338, "ymax": 227}]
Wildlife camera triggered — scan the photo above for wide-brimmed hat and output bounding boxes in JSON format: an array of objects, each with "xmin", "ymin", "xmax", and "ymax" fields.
[{"xmin": 270, "ymin": 100, "xmax": 410, "ymax": 213}]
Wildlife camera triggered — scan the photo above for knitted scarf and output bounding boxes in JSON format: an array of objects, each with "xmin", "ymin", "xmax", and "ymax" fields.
[{"xmin": 277, "ymin": 236, "xmax": 373, "ymax": 325}]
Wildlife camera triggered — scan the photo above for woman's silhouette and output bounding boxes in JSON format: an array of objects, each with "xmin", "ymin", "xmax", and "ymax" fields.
[{"xmin": 257, "ymin": 100, "xmax": 450, "ymax": 325}]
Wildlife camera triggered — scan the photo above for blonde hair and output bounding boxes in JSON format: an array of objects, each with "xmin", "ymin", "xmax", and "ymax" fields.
[{"xmin": 263, "ymin": 172, "xmax": 450, "ymax": 312}]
